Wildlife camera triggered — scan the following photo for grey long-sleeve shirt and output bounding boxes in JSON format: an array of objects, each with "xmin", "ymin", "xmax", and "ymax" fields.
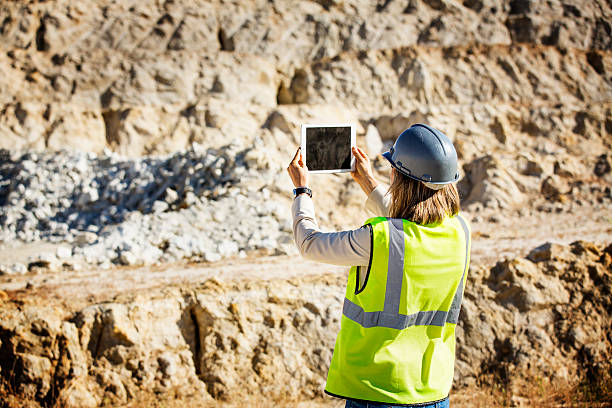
[{"xmin": 291, "ymin": 184, "xmax": 391, "ymax": 270}]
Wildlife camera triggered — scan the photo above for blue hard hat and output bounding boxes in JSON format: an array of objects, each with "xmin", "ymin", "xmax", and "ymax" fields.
[{"xmin": 382, "ymin": 124, "xmax": 459, "ymax": 185}]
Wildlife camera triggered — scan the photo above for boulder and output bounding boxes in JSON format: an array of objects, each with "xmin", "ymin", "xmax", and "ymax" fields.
[
  {"xmin": 487, "ymin": 257, "xmax": 569, "ymax": 312},
  {"xmin": 364, "ymin": 124, "xmax": 384, "ymax": 156},
  {"xmin": 460, "ymin": 155, "xmax": 524, "ymax": 209},
  {"xmin": 541, "ymin": 175, "xmax": 569, "ymax": 202}
]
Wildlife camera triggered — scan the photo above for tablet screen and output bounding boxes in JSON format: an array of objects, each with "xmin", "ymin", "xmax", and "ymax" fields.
[{"xmin": 305, "ymin": 126, "xmax": 352, "ymax": 171}]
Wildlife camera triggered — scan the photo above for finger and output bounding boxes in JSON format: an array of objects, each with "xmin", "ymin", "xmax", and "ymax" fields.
[
  {"xmin": 352, "ymin": 146, "xmax": 363, "ymax": 160},
  {"xmin": 356, "ymin": 146, "xmax": 368, "ymax": 159},
  {"xmin": 356, "ymin": 153, "xmax": 367, "ymax": 165},
  {"xmin": 291, "ymin": 147, "xmax": 301, "ymax": 163}
]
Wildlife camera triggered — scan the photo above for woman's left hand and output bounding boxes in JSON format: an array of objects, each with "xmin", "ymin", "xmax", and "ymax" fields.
[{"xmin": 287, "ymin": 147, "xmax": 309, "ymax": 188}]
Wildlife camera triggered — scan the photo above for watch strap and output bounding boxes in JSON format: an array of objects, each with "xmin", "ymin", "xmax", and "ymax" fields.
[{"xmin": 293, "ymin": 187, "xmax": 312, "ymax": 198}]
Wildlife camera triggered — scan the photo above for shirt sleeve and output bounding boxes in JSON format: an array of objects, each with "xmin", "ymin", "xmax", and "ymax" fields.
[
  {"xmin": 365, "ymin": 184, "xmax": 391, "ymax": 217},
  {"xmin": 292, "ymin": 194, "xmax": 370, "ymax": 266}
]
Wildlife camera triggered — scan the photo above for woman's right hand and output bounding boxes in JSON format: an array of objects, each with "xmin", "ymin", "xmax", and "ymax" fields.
[{"xmin": 351, "ymin": 146, "xmax": 378, "ymax": 195}]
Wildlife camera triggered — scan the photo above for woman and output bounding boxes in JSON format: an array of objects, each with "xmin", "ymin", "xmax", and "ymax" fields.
[{"xmin": 287, "ymin": 124, "xmax": 471, "ymax": 408}]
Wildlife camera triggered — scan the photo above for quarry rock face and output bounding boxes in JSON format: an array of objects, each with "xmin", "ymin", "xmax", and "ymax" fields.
[
  {"xmin": 0, "ymin": 241, "xmax": 610, "ymax": 407},
  {"xmin": 464, "ymin": 241, "xmax": 612, "ymax": 388},
  {"xmin": 0, "ymin": 0, "xmax": 610, "ymax": 163},
  {"xmin": 459, "ymin": 155, "xmax": 525, "ymax": 210}
]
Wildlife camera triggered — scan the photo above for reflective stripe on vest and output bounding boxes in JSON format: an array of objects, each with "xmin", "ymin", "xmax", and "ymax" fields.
[{"xmin": 341, "ymin": 215, "xmax": 470, "ymax": 330}]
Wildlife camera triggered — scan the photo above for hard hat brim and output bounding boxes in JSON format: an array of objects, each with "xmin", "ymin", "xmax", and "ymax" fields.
[
  {"xmin": 382, "ymin": 150, "xmax": 410, "ymax": 178},
  {"xmin": 382, "ymin": 150, "xmax": 459, "ymax": 185},
  {"xmin": 382, "ymin": 150, "xmax": 393, "ymax": 164}
]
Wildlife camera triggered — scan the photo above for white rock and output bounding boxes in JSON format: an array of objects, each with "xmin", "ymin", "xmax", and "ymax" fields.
[
  {"xmin": 76, "ymin": 189, "xmax": 99, "ymax": 207},
  {"xmin": 152, "ymin": 201, "xmax": 169, "ymax": 213},
  {"xmin": 184, "ymin": 191, "xmax": 198, "ymax": 206},
  {"xmin": 82, "ymin": 245, "xmax": 106, "ymax": 264},
  {"xmin": 119, "ymin": 250, "xmax": 140, "ymax": 266},
  {"xmin": 0, "ymin": 144, "xmax": 290, "ymax": 269},
  {"xmin": 365, "ymin": 124, "xmax": 384, "ymax": 156},
  {"xmin": 21, "ymin": 160, "xmax": 36, "ymax": 173},
  {"xmin": 141, "ymin": 246, "xmax": 163, "ymax": 264},
  {"xmin": 9, "ymin": 263, "xmax": 28, "ymax": 275},
  {"xmin": 212, "ymin": 210, "xmax": 225, "ymax": 223},
  {"xmin": 203, "ymin": 251, "xmax": 221, "ymax": 263},
  {"xmin": 276, "ymin": 234, "xmax": 298, "ymax": 256},
  {"xmin": 56, "ymin": 246, "xmax": 73, "ymax": 259},
  {"xmin": 165, "ymin": 188, "xmax": 179, "ymax": 204},
  {"xmin": 75, "ymin": 232, "xmax": 98, "ymax": 246},
  {"xmin": 260, "ymin": 237, "xmax": 276, "ymax": 249},
  {"xmin": 31, "ymin": 252, "xmax": 58, "ymax": 264},
  {"xmin": 217, "ymin": 240, "xmax": 239, "ymax": 257}
]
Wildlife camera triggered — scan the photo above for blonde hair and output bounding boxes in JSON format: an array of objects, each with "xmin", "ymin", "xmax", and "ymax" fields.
[{"xmin": 388, "ymin": 170, "xmax": 460, "ymax": 225}]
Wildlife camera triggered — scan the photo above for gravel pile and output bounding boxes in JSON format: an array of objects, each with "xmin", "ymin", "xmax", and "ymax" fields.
[{"xmin": 0, "ymin": 142, "xmax": 294, "ymax": 272}]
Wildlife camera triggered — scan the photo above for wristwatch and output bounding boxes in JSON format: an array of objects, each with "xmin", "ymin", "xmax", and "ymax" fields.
[{"xmin": 293, "ymin": 187, "xmax": 312, "ymax": 198}]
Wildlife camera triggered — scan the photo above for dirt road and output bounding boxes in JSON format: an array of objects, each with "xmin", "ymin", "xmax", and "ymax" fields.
[{"xmin": 1, "ymin": 203, "xmax": 610, "ymax": 306}]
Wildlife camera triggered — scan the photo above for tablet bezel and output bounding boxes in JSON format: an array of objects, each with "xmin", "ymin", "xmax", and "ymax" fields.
[{"xmin": 300, "ymin": 124, "xmax": 355, "ymax": 174}]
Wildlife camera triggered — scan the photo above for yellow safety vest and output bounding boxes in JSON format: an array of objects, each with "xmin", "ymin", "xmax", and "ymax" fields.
[{"xmin": 325, "ymin": 215, "xmax": 471, "ymax": 405}]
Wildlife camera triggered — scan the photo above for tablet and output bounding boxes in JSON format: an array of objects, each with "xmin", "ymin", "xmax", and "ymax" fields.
[{"xmin": 301, "ymin": 124, "xmax": 355, "ymax": 173}]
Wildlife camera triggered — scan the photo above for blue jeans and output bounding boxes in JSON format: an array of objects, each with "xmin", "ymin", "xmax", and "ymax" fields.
[{"xmin": 345, "ymin": 397, "xmax": 449, "ymax": 408}]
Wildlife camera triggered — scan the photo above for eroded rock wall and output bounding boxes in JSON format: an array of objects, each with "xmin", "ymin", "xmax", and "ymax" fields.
[
  {"xmin": 0, "ymin": 241, "xmax": 610, "ymax": 407},
  {"xmin": 1, "ymin": 0, "xmax": 610, "ymax": 160}
]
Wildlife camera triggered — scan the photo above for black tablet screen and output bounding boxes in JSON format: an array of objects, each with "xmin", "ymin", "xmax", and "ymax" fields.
[{"xmin": 306, "ymin": 126, "xmax": 351, "ymax": 171}]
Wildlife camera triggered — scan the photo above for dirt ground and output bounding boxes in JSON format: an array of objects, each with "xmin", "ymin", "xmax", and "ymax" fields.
[{"xmin": 1, "ymin": 202, "xmax": 610, "ymax": 306}]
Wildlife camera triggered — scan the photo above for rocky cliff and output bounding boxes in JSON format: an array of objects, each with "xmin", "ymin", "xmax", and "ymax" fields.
[
  {"xmin": 0, "ymin": 241, "xmax": 610, "ymax": 407},
  {"xmin": 1, "ymin": 0, "xmax": 610, "ymax": 159}
]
